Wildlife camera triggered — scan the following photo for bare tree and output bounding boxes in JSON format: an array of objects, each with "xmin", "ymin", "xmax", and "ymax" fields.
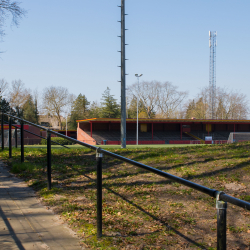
[
  {"xmin": 0, "ymin": 78, "xmax": 9, "ymax": 97},
  {"xmin": 0, "ymin": 0, "xmax": 26, "ymax": 37},
  {"xmin": 43, "ymin": 86, "xmax": 75, "ymax": 129},
  {"xmin": 185, "ymin": 86, "xmax": 249, "ymax": 119},
  {"xmin": 9, "ymin": 79, "xmax": 30, "ymax": 115},
  {"xmin": 156, "ymin": 81, "xmax": 188, "ymax": 118},
  {"xmin": 128, "ymin": 81, "xmax": 160, "ymax": 118},
  {"xmin": 127, "ymin": 81, "xmax": 188, "ymax": 118},
  {"xmin": 216, "ymin": 88, "xmax": 249, "ymax": 119}
]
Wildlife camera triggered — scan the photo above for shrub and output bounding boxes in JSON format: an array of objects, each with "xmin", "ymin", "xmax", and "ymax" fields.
[
  {"xmin": 40, "ymin": 139, "xmax": 47, "ymax": 145},
  {"xmin": 40, "ymin": 137, "xmax": 74, "ymax": 145}
]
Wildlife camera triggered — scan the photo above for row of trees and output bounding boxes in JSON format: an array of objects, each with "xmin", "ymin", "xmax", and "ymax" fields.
[
  {"xmin": 185, "ymin": 86, "xmax": 248, "ymax": 120},
  {"xmin": 67, "ymin": 81, "xmax": 249, "ymax": 129},
  {"xmin": 0, "ymin": 79, "xmax": 39, "ymax": 123},
  {"xmin": 0, "ymin": 78, "xmax": 248, "ymax": 130},
  {"xmin": 0, "ymin": 80, "xmax": 121, "ymax": 129}
]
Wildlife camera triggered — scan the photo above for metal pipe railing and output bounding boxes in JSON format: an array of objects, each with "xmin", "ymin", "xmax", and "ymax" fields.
[
  {"xmin": 2, "ymin": 117, "xmax": 69, "ymax": 149},
  {"xmin": 96, "ymin": 150, "xmax": 103, "ymax": 238},
  {"xmin": 8, "ymin": 116, "xmax": 12, "ymax": 158},
  {"xmin": 1, "ymin": 113, "xmax": 4, "ymax": 150},
  {"xmin": 47, "ymin": 131, "xmax": 52, "ymax": 190},
  {"xmin": 21, "ymin": 121, "xmax": 24, "ymax": 162},
  {"xmin": 2, "ymin": 112, "xmax": 250, "ymax": 249}
]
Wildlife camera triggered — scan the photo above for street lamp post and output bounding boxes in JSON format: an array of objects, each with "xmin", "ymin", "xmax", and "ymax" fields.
[
  {"xmin": 135, "ymin": 74, "xmax": 143, "ymax": 145},
  {"xmin": 65, "ymin": 113, "xmax": 70, "ymax": 137},
  {"xmin": 66, "ymin": 115, "xmax": 67, "ymax": 137},
  {"xmin": 125, "ymin": 88, "xmax": 129, "ymax": 119}
]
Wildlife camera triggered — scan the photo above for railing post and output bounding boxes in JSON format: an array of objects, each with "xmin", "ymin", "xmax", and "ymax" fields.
[
  {"xmin": 47, "ymin": 131, "xmax": 52, "ymax": 190},
  {"xmin": 21, "ymin": 122, "xmax": 24, "ymax": 162},
  {"xmin": 96, "ymin": 149, "xmax": 103, "ymax": 238},
  {"xmin": 15, "ymin": 127, "xmax": 17, "ymax": 148},
  {"xmin": 9, "ymin": 116, "xmax": 12, "ymax": 158},
  {"xmin": 216, "ymin": 192, "xmax": 227, "ymax": 250},
  {"xmin": 1, "ymin": 112, "xmax": 4, "ymax": 150}
]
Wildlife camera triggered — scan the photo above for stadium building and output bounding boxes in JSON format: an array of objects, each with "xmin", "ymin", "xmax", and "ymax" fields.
[{"xmin": 76, "ymin": 118, "xmax": 250, "ymax": 145}]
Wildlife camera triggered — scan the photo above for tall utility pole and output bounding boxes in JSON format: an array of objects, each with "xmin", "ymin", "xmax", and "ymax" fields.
[
  {"xmin": 209, "ymin": 31, "xmax": 217, "ymax": 119},
  {"xmin": 118, "ymin": 0, "xmax": 127, "ymax": 148}
]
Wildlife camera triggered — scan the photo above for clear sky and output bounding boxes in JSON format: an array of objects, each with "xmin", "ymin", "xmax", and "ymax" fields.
[{"xmin": 0, "ymin": 0, "xmax": 250, "ymax": 107}]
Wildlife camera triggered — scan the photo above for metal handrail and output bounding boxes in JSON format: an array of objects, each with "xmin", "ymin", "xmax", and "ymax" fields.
[
  {"xmin": 2, "ymin": 119, "xmax": 69, "ymax": 149},
  {"xmin": 2, "ymin": 112, "xmax": 249, "ymax": 249},
  {"xmin": 6, "ymin": 113, "xmax": 249, "ymax": 208}
]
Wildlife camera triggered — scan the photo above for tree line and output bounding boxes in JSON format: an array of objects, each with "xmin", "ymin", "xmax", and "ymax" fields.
[{"xmin": 0, "ymin": 78, "xmax": 248, "ymax": 130}]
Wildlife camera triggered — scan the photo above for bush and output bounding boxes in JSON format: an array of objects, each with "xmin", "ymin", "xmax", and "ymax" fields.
[
  {"xmin": 40, "ymin": 137, "xmax": 74, "ymax": 145},
  {"xmin": 40, "ymin": 139, "xmax": 47, "ymax": 145}
]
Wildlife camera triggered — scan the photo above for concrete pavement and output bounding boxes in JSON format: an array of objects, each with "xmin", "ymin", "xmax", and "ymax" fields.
[{"xmin": 0, "ymin": 162, "xmax": 85, "ymax": 250}]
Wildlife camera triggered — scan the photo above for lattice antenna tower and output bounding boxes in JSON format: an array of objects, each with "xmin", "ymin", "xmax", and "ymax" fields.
[{"xmin": 209, "ymin": 31, "xmax": 217, "ymax": 119}]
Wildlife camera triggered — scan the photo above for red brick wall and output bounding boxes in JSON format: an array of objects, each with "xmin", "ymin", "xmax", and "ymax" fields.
[
  {"xmin": 24, "ymin": 125, "xmax": 42, "ymax": 139},
  {"xmin": 77, "ymin": 127, "xmax": 96, "ymax": 145}
]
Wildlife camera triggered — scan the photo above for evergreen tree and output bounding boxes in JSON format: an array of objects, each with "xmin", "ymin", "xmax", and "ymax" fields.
[
  {"xmin": 0, "ymin": 96, "xmax": 16, "ymax": 123},
  {"xmin": 88, "ymin": 101, "xmax": 101, "ymax": 119},
  {"xmin": 100, "ymin": 87, "xmax": 120, "ymax": 118},
  {"xmin": 194, "ymin": 98, "xmax": 207, "ymax": 119},
  {"xmin": 185, "ymin": 100, "xmax": 196, "ymax": 118},
  {"xmin": 0, "ymin": 97, "xmax": 15, "ymax": 114},
  {"xmin": 69, "ymin": 94, "xmax": 90, "ymax": 129},
  {"xmin": 22, "ymin": 95, "xmax": 39, "ymax": 123},
  {"xmin": 72, "ymin": 94, "xmax": 90, "ymax": 116}
]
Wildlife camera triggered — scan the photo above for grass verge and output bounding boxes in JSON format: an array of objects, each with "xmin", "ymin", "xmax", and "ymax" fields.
[{"xmin": 1, "ymin": 142, "xmax": 250, "ymax": 249}]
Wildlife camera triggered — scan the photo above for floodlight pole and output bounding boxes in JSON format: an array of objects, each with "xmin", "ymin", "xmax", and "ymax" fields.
[
  {"xmin": 135, "ymin": 74, "xmax": 143, "ymax": 145},
  {"xmin": 120, "ymin": 0, "xmax": 127, "ymax": 148}
]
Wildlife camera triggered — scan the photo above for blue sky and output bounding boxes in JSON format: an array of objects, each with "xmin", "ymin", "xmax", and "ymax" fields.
[{"xmin": 0, "ymin": 0, "xmax": 250, "ymax": 107}]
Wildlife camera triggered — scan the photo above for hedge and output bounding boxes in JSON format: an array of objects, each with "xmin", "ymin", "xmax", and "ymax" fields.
[{"xmin": 40, "ymin": 137, "xmax": 75, "ymax": 145}]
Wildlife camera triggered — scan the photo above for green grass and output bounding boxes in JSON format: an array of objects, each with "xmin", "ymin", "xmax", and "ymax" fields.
[
  {"xmin": 21, "ymin": 143, "xmax": 204, "ymax": 149},
  {"xmin": 1, "ymin": 142, "xmax": 250, "ymax": 249}
]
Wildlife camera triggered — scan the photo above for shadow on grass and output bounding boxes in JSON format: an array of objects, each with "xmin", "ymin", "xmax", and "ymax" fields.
[
  {"xmin": 60, "ymin": 157, "xmax": 250, "ymax": 194},
  {"xmin": 81, "ymin": 173, "xmax": 207, "ymax": 249}
]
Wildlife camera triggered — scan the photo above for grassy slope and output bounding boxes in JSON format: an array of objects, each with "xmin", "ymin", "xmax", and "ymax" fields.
[{"xmin": 1, "ymin": 142, "xmax": 250, "ymax": 249}]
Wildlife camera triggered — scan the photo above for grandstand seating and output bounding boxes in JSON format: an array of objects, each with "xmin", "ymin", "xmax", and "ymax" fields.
[
  {"xmin": 190, "ymin": 131, "xmax": 230, "ymax": 141},
  {"xmin": 86, "ymin": 130, "xmax": 195, "ymax": 144}
]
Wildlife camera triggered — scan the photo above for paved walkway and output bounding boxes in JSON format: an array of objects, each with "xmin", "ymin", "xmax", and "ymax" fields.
[{"xmin": 0, "ymin": 162, "xmax": 85, "ymax": 250}]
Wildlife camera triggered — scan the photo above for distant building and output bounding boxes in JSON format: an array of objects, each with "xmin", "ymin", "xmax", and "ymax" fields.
[{"xmin": 39, "ymin": 115, "xmax": 65, "ymax": 130}]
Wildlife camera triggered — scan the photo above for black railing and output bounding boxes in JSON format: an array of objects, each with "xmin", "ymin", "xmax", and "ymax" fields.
[
  {"xmin": 2, "ymin": 116, "xmax": 69, "ymax": 149},
  {"xmin": 1, "ymin": 112, "xmax": 250, "ymax": 250}
]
